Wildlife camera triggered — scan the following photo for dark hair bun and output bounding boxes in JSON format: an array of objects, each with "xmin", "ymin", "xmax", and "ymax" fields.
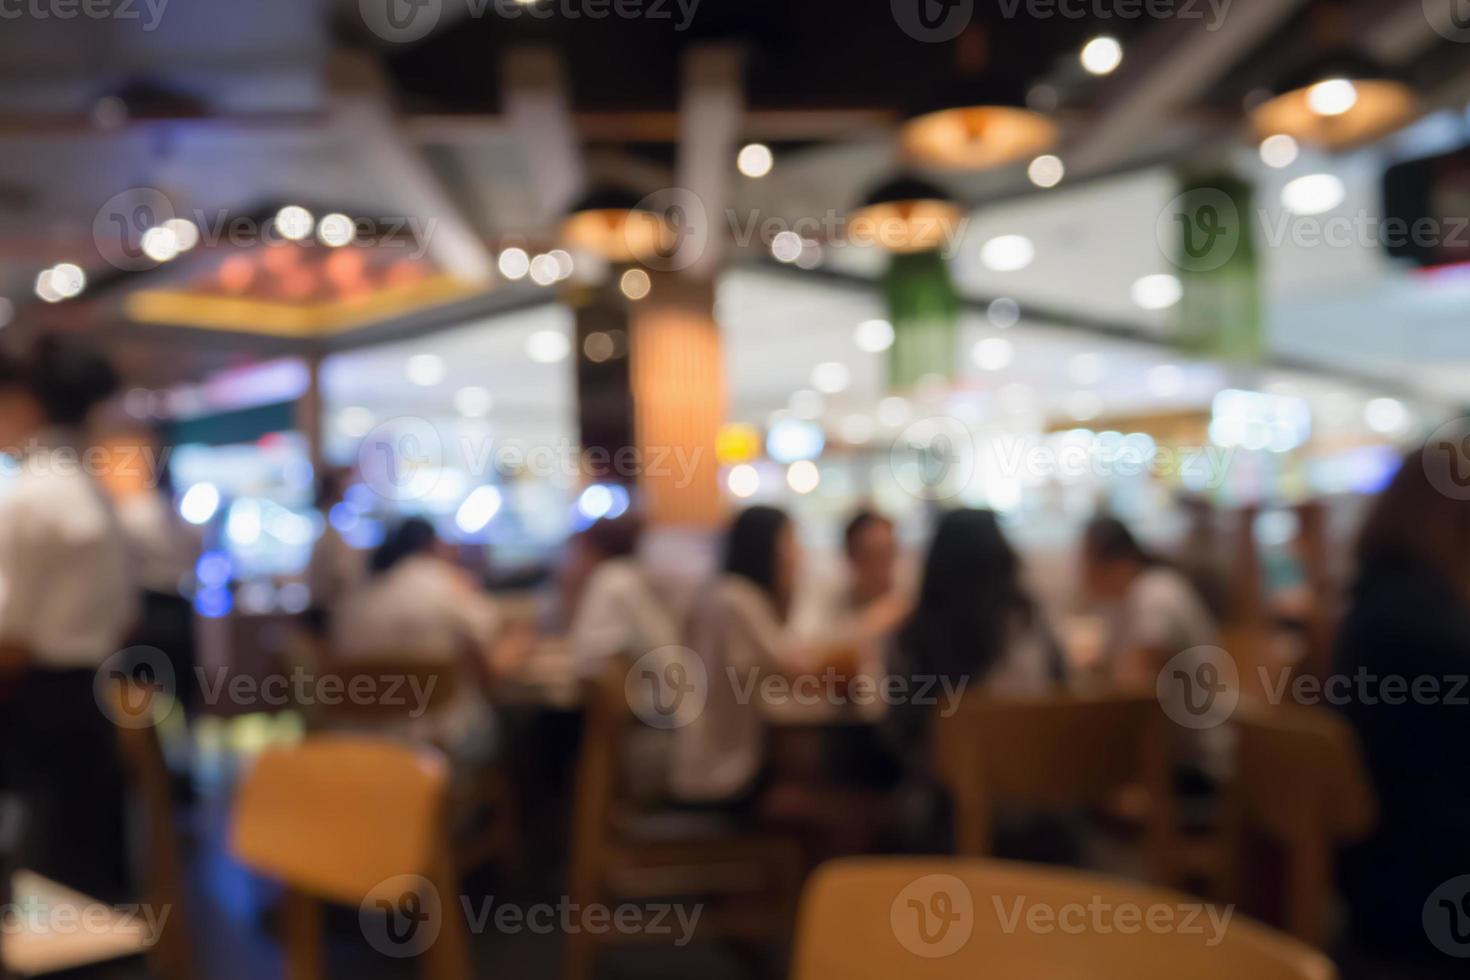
[{"xmin": 30, "ymin": 337, "xmax": 120, "ymax": 426}]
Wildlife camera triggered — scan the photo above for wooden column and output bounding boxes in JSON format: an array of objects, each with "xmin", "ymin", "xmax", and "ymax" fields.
[{"xmin": 630, "ymin": 274, "xmax": 725, "ymax": 528}]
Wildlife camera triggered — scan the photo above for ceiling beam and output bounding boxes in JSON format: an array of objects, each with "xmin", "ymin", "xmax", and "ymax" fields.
[
  {"xmin": 501, "ymin": 46, "xmax": 585, "ymax": 233},
  {"xmin": 1066, "ymin": 0, "xmax": 1313, "ymax": 175},
  {"xmin": 328, "ymin": 53, "xmax": 494, "ymax": 284},
  {"xmin": 678, "ymin": 45, "xmax": 744, "ymax": 280}
]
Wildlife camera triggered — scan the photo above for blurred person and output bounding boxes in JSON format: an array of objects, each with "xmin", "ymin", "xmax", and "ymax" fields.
[
  {"xmin": 566, "ymin": 514, "xmax": 677, "ymax": 677},
  {"xmin": 105, "ymin": 434, "xmax": 200, "ymax": 716},
  {"xmin": 305, "ymin": 466, "xmax": 364, "ymax": 634},
  {"xmin": 793, "ymin": 508, "xmax": 910, "ymax": 674},
  {"xmin": 0, "ymin": 339, "xmax": 135, "ymax": 900},
  {"xmin": 670, "ymin": 506, "xmax": 797, "ymax": 808},
  {"xmin": 1081, "ymin": 514, "xmax": 1225, "ymax": 798},
  {"xmin": 1081, "ymin": 515, "xmax": 1218, "ymax": 684},
  {"xmin": 884, "ymin": 509, "xmax": 1066, "ymax": 794},
  {"xmin": 331, "ymin": 518, "xmax": 501, "ymax": 759},
  {"xmin": 1333, "ymin": 442, "xmax": 1470, "ymax": 974}
]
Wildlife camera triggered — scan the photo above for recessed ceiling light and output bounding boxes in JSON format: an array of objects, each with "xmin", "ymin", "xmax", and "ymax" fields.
[
  {"xmin": 1259, "ymin": 134, "xmax": 1299, "ymax": 169},
  {"xmin": 1081, "ymin": 36, "xmax": 1123, "ymax": 76},
  {"xmin": 1281, "ymin": 174, "xmax": 1346, "ymax": 215},
  {"xmin": 526, "ymin": 329, "xmax": 570, "ymax": 364},
  {"xmin": 498, "ymin": 247, "xmax": 530, "ymax": 280},
  {"xmin": 980, "ymin": 235, "xmax": 1035, "ymax": 272},
  {"xmin": 1027, "ymin": 154, "xmax": 1065, "ymax": 188},
  {"xmin": 737, "ymin": 143, "xmax": 774, "ymax": 178},
  {"xmin": 854, "ymin": 319, "xmax": 895, "ymax": 353},
  {"xmin": 620, "ymin": 268, "xmax": 652, "ymax": 300},
  {"xmin": 1131, "ymin": 274, "xmax": 1183, "ymax": 310},
  {"xmin": 274, "ymin": 205, "xmax": 314, "ymax": 242}
]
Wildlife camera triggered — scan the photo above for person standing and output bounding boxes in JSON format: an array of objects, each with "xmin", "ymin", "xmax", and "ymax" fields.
[{"xmin": 0, "ymin": 339, "xmax": 136, "ymax": 900}]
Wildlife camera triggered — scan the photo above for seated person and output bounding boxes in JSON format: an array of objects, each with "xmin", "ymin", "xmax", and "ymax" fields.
[
  {"xmin": 883, "ymin": 509, "xmax": 1067, "ymax": 853},
  {"xmin": 331, "ymin": 518, "xmax": 501, "ymax": 759},
  {"xmin": 567, "ymin": 514, "xmax": 678, "ymax": 676}
]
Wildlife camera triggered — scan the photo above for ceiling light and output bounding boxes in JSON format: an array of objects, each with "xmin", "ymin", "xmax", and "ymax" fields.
[
  {"xmin": 771, "ymin": 231, "xmax": 803, "ymax": 263},
  {"xmin": 163, "ymin": 218, "xmax": 199, "ymax": 252},
  {"xmin": 980, "ymin": 235, "xmax": 1034, "ymax": 272},
  {"xmin": 560, "ymin": 185, "xmax": 665, "ymax": 264},
  {"xmin": 317, "ymin": 213, "xmax": 356, "ymax": 248},
  {"xmin": 1131, "ymin": 274, "xmax": 1183, "ymax": 310},
  {"xmin": 854, "ymin": 319, "xmax": 895, "ymax": 352},
  {"xmin": 810, "ymin": 362, "xmax": 851, "ymax": 394},
  {"xmin": 848, "ymin": 175, "xmax": 964, "ymax": 254},
  {"xmin": 1027, "ymin": 155, "xmax": 1065, "ymax": 188},
  {"xmin": 900, "ymin": 76, "xmax": 1057, "ymax": 171},
  {"xmin": 526, "ymin": 329, "xmax": 570, "ymax": 364},
  {"xmin": 498, "ymin": 247, "xmax": 530, "ymax": 280},
  {"xmin": 530, "ymin": 253, "xmax": 560, "ymax": 286},
  {"xmin": 736, "ymin": 143, "xmax": 774, "ymax": 178},
  {"xmin": 274, "ymin": 205, "xmax": 314, "ymax": 242},
  {"xmin": 620, "ymin": 268, "xmax": 652, "ymax": 299},
  {"xmin": 786, "ymin": 460, "xmax": 820, "ymax": 495},
  {"xmin": 727, "ymin": 464, "xmax": 760, "ymax": 499},
  {"xmin": 1281, "ymin": 174, "xmax": 1346, "ymax": 216},
  {"xmin": 1306, "ymin": 78, "xmax": 1358, "ymax": 117},
  {"xmin": 141, "ymin": 226, "xmax": 180, "ymax": 263},
  {"xmin": 1259, "ymin": 134, "xmax": 1300, "ymax": 169},
  {"xmin": 1081, "ymin": 36, "xmax": 1123, "ymax": 76},
  {"xmin": 1249, "ymin": 50, "xmax": 1418, "ymax": 150}
]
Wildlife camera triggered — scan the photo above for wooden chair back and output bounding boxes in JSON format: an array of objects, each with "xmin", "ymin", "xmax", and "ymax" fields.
[
  {"xmin": 1224, "ymin": 703, "xmax": 1376, "ymax": 947},
  {"xmin": 791, "ymin": 857, "xmax": 1337, "ymax": 980},
  {"xmin": 936, "ymin": 692, "xmax": 1176, "ymax": 879},
  {"xmin": 568, "ymin": 657, "xmax": 632, "ymax": 904},
  {"xmin": 108, "ymin": 681, "xmax": 194, "ymax": 980},
  {"xmin": 229, "ymin": 736, "xmax": 468, "ymax": 980}
]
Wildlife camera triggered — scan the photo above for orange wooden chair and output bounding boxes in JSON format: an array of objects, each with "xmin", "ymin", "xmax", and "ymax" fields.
[
  {"xmin": 792, "ymin": 857, "xmax": 1337, "ymax": 980},
  {"xmin": 935, "ymin": 692, "xmax": 1178, "ymax": 883},
  {"xmin": 564, "ymin": 658, "xmax": 802, "ymax": 980},
  {"xmin": 230, "ymin": 736, "xmax": 469, "ymax": 980},
  {"xmin": 1222, "ymin": 702, "xmax": 1376, "ymax": 948}
]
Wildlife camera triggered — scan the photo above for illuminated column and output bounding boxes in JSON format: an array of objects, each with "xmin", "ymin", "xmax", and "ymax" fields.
[{"xmin": 629, "ymin": 273, "xmax": 725, "ymax": 528}]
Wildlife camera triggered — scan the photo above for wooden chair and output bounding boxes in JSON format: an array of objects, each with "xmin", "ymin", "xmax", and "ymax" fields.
[
  {"xmin": 791, "ymin": 857, "xmax": 1337, "ymax": 979},
  {"xmin": 229, "ymin": 736, "xmax": 469, "ymax": 980},
  {"xmin": 315, "ymin": 658, "xmax": 517, "ymax": 876},
  {"xmin": 564, "ymin": 658, "xmax": 803, "ymax": 980},
  {"xmin": 1222, "ymin": 703, "xmax": 1376, "ymax": 948},
  {"xmin": 935, "ymin": 692, "xmax": 1177, "ymax": 883},
  {"xmin": 108, "ymin": 680, "xmax": 195, "ymax": 980}
]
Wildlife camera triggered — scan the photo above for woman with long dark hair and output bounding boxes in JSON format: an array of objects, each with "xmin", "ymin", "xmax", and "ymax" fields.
[
  {"xmin": 1333, "ymin": 440, "xmax": 1470, "ymax": 976},
  {"xmin": 670, "ymin": 506, "xmax": 799, "ymax": 805},
  {"xmin": 0, "ymin": 339, "xmax": 135, "ymax": 900}
]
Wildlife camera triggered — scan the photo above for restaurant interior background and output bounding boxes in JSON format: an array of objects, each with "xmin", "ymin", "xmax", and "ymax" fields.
[{"xmin": 2, "ymin": 0, "xmax": 1470, "ymax": 977}]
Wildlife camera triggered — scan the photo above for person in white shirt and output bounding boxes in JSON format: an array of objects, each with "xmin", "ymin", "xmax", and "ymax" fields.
[
  {"xmin": 0, "ymin": 339, "xmax": 136, "ymax": 900},
  {"xmin": 567, "ymin": 515, "xmax": 677, "ymax": 678},
  {"xmin": 331, "ymin": 518, "xmax": 501, "ymax": 758},
  {"xmin": 1081, "ymin": 515, "xmax": 1225, "ymax": 787}
]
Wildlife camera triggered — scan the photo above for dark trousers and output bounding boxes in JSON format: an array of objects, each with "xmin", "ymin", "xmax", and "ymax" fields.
[{"xmin": 0, "ymin": 667, "xmax": 131, "ymax": 901}]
